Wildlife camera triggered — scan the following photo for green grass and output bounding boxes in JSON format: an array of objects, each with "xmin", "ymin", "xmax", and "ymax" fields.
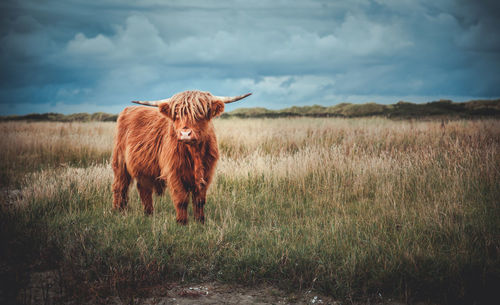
[{"xmin": 1, "ymin": 118, "xmax": 499, "ymax": 304}]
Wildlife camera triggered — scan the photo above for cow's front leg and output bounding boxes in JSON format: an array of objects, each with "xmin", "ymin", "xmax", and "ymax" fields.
[
  {"xmin": 175, "ymin": 199, "xmax": 189, "ymax": 225},
  {"xmin": 194, "ymin": 164, "xmax": 206, "ymax": 193},
  {"xmin": 188, "ymin": 148, "xmax": 206, "ymax": 193},
  {"xmin": 192, "ymin": 187, "xmax": 207, "ymax": 224},
  {"xmin": 168, "ymin": 179, "xmax": 190, "ymax": 225},
  {"xmin": 195, "ymin": 176, "xmax": 206, "ymax": 192},
  {"xmin": 137, "ymin": 179, "xmax": 154, "ymax": 215}
]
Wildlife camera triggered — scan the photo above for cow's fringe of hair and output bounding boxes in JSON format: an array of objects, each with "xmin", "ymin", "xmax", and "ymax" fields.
[{"xmin": 169, "ymin": 90, "xmax": 214, "ymax": 121}]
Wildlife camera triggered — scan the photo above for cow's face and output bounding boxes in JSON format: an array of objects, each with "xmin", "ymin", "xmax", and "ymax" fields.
[
  {"xmin": 170, "ymin": 116, "xmax": 205, "ymax": 144},
  {"xmin": 159, "ymin": 100, "xmax": 225, "ymax": 143}
]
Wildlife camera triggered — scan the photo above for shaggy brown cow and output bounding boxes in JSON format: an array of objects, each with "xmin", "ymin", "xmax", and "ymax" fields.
[{"xmin": 112, "ymin": 90, "xmax": 251, "ymax": 224}]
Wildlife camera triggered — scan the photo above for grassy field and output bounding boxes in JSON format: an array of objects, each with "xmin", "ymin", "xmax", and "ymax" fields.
[{"xmin": 1, "ymin": 118, "xmax": 499, "ymax": 304}]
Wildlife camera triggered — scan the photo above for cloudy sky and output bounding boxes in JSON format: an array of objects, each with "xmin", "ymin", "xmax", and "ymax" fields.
[{"xmin": 1, "ymin": 0, "xmax": 499, "ymax": 115}]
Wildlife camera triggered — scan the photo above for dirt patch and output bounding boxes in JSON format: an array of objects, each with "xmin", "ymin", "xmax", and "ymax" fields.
[
  {"xmin": 138, "ymin": 282, "xmax": 342, "ymax": 305},
  {"xmin": 13, "ymin": 270, "xmax": 349, "ymax": 305}
]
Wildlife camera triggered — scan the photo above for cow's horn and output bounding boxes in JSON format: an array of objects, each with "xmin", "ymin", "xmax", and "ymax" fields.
[
  {"xmin": 214, "ymin": 93, "xmax": 252, "ymax": 104},
  {"xmin": 131, "ymin": 98, "xmax": 172, "ymax": 107}
]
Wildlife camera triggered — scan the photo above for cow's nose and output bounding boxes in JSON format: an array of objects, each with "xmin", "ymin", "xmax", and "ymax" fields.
[{"xmin": 179, "ymin": 129, "xmax": 193, "ymax": 141}]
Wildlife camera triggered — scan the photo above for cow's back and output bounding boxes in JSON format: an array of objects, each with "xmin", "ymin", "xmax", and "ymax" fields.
[{"xmin": 114, "ymin": 106, "xmax": 170, "ymax": 179}]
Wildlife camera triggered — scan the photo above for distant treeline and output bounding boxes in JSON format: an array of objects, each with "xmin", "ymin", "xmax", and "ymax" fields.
[
  {"xmin": 1, "ymin": 99, "xmax": 499, "ymax": 122},
  {"xmin": 221, "ymin": 99, "xmax": 500, "ymax": 119},
  {"xmin": 0, "ymin": 112, "xmax": 118, "ymax": 122}
]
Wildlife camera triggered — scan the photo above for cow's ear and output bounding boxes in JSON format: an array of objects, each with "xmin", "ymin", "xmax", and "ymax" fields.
[
  {"xmin": 209, "ymin": 100, "xmax": 225, "ymax": 118},
  {"xmin": 159, "ymin": 102, "xmax": 174, "ymax": 120}
]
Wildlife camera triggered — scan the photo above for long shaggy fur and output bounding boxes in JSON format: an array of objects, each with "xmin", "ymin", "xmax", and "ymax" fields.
[
  {"xmin": 112, "ymin": 90, "xmax": 221, "ymax": 224},
  {"xmin": 167, "ymin": 90, "xmax": 214, "ymax": 121}
]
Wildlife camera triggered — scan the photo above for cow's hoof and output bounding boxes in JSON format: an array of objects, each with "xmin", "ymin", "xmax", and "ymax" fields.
[{"xmin": 176, "ymin": 218, "xmax": 188, "ymax": 225}]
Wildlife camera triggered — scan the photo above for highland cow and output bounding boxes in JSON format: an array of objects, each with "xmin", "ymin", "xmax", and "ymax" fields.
[{"xmin": 112, "ymin": 90, "xmax": 251, "ymax": 224}]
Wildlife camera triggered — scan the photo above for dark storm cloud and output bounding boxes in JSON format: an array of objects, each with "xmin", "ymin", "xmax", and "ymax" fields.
[{"xmin": 0, "ymin": 0, "xmax": 499, "ymax": 114}]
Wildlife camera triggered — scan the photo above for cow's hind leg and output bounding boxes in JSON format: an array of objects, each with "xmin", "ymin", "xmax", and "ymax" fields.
[
  {"xmin": 153, "ymin": 178, "xmax": 166, "ymax": 196},
  {"xmin": 137, "ymin": 178, "xmax": 154, "ymax": 215},
  {"xmin": 112, "ymin": 164, "xmax": 131, "ymax": 211}
]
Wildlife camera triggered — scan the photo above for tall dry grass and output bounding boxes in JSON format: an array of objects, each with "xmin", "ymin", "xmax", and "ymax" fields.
[
  {"xmin": 0, "ymin": 121, "xmax": 114, "ymax": 187},
  {"xmin": 1, "ymin": 118, "xmax": 499, "ymax": 303}
]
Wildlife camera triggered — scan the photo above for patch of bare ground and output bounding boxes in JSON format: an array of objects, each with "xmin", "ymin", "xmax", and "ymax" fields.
[{"xmin": 13, "ymin": 270, "xmax": 423, "ymax": 305}]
